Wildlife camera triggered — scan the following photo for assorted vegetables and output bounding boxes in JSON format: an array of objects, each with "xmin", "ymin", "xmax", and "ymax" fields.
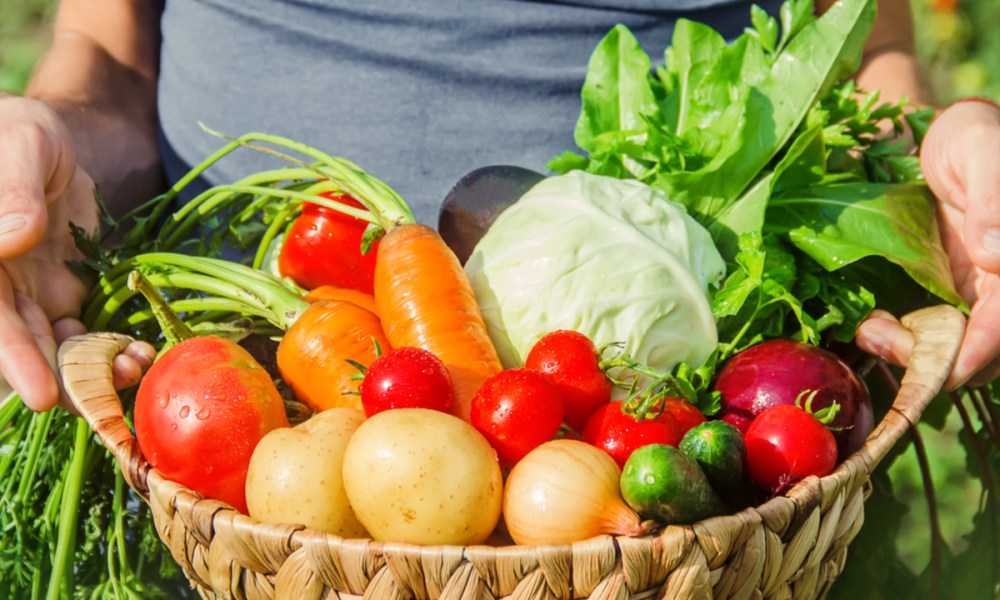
[
  {"xmin": 7, "ymin": 0, "xmax": 992, "ymax": 596},
  {"xmin": 713, "ymin": 338, "xmax": 873, "ymax": 460}
]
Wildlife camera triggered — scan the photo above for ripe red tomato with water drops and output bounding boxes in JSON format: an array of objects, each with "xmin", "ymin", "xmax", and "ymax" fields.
[
  {"xmin": 278, "ymin": 192, "xmax": 378, "ymax": 293},
  {"xmin": 524, "ymin": 330, "xmax": 612, "ymax": 432},
  {"xmin": 581, "ymin": 398, "xmax": 706, "ymax": 469},
  {"xmin": 744, "ymin": 404, "xmax": 837, "ymax": 493},
  {"xmin": 361, "ymin": 347, "xmax": 453, "ymax": 417},
  {"xmin": 134, "ymin": 336, "xmax": 290, "ymax": 513},
  {"xmin": 470, "ymin": 368, "xmax": 564, "ymax": 467}
]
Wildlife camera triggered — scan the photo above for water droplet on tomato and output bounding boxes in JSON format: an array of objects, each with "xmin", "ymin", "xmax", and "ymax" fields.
[
  {"xmin": 170, "ymin": 423, "xmax": 178, "ymax": 431},
  {"xmin": 158, "ymin": 393, "xmax": 169, "ymax": 409},
  {"xmin": 195, "ymin": 407, "xmax": 211, "ymax": 420},
  {"xmin": 179, "ymin": 405, "xmax": 191, "ymax": 418}
]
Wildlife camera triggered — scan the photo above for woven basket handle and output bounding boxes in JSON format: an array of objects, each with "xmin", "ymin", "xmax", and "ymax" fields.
[
  {"xmin": 58, "ymin": 332, "xmax": 151, "ymax": 497},
  {"xmin": 848, "ymin": 304, "xmax": 966, "ymax": 471}
]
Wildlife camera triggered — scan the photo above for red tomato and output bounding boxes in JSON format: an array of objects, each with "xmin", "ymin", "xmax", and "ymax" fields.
[
  {"xmin": 470, "ymin": 368, "xmax": 564, "ymax": 467},
  {"xmin": 278, "ymin": 193, "xmax": 378, "ymax": 293},
  {"xmin": 713, "ymin": 338, "xmax": 872, "ymax": 461},
  {"xmin": 745, "ymin": 404, "xmax": 837, "ymax": 493},
  {"xmin": 524, "ymin": 330, "xmax": 612, "ymax": 432},
  {"xmin": 581, "ymin": 398, "xmax": 706, "ymax": 469},
  {"xmin": 134, "ymin": 336, "xmax": 290, "ymax": 513},
  {"xmin": 360, "ymin": 347, "xmax": 453, "ymax": 417}
]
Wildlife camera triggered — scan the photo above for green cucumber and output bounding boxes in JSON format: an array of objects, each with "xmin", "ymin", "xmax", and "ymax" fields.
[
  {"xmin": 679, "ymin": 420, "xmax": 750, "ymax": 511},
  {"xmin": 619, "ymin": 444, "xmax": 727, "ymax": 525}
]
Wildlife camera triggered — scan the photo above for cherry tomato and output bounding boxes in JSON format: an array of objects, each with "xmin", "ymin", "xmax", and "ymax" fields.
[
  {"xmin": 278, "ymin": 192, "xmax": 378, "ymax": 293},
  {"xmin": 134, "ymin": 336, "xmax": 290, "ymax": 513},
  {"xmin": 470, "ymin": 368, "xmax": 564, "ymax": 467},
  {"xmin": 360, "ymin": 347, "xmax": 453, "ymax": 417},
  {"xmin": 581, "ymin": 398, "xmax": 706, "ymax": 469},
  {"xmin": 744, "ymin": 404, "xmax": 837, "ymax": 493},
  {"xmin": 524, "ymin": 330, "xmax": 612, "ymax": 432}
]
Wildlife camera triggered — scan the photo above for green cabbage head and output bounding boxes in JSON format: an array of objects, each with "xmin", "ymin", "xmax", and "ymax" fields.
[{"xmin": 465, "ymin": 170, "xmax": 725, "ymax": 372}]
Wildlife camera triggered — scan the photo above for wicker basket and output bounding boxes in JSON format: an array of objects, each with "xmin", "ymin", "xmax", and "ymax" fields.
[{"xmin": 58, "ymin": 305, "xmax": 965, "ymax": 600}]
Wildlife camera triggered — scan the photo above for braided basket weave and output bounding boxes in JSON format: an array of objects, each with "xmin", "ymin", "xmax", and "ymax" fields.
[{"xmin": 58, "ymin": 305, "xmax": 965, "ymax": 600}]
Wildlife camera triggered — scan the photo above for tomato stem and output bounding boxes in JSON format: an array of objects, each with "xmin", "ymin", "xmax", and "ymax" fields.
[
  {"xmin": 598, "ymin": 348, "xmax": 698, "ymax": 418},
  {"xmin": 128, "ymin": 270, "xmax": 195, "ymax": 349}
]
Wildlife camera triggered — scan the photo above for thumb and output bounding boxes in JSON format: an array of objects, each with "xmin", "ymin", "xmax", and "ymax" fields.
[
  {"xmin": 923, "ymin": 100, "xmax": 1000, "ymax": 274},
  {"xmin": 961, "ymin": 131, "xmax": 1000, "ymax": 274},
  {"xmin": 0, "ymin": 97, "xmax": 77, "ymax": 258}
]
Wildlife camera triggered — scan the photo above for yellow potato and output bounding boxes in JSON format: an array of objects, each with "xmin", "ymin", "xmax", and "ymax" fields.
[
  {"xmin": 245, "ymin": 407, "xmax": 368, "ymax": 537},
  {"xmin": 342, "ymin": 408, "xmax": 503, "ymax": 545}
]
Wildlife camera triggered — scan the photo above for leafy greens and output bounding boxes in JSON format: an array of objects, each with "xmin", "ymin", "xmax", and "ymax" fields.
[{"xmin": 550, "ymin": 0, "xmax": 959, "ymax": 358}]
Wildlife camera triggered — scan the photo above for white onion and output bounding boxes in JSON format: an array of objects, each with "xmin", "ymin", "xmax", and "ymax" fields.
[{"xmin": 502, "ymin": 439, "xmax": 652, "ymax": 545}]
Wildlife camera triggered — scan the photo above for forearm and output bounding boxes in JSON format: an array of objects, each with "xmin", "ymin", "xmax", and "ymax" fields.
[
  {"xmin": 816, "ymin": 0, "xmax": 933, "ymax": 107},
  {"xmin": 25, "ymin": 0, "xmax": 164, "ymax": 215}
]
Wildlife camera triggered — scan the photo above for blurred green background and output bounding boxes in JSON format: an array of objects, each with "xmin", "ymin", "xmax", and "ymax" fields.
[{"xmin": 1, "ymin": 0, "xmax": 997, "ymax": 598}]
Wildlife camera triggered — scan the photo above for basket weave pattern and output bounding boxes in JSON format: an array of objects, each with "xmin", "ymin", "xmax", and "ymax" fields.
[{"xmin": 58, "ymin": 305, "xmax": 966, "ymax": 600}]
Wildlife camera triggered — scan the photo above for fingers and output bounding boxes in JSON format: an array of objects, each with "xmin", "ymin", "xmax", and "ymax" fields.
[
  {"xmin": 923, "ymin": 101, "xmax": 1000, "ymax": 274},
  {"xmin": 0, "ymin": 287, "xmax": 59, "ymax": 412},
  {"xmin": 855, "ymin": 309, "xmax": 915, "ymax": 368},
  {"xmin": 958, "ymin": 126, "xmax": 1000, "ymax": 275},
  {"xmin": 53, "ymin": 317, "xmax": 156, "ymax": 396},
  {"xmin": 112, "ymin": 341, "xmax": 156, "ymax": 390},
  {"xmin": 948, "ymin": 283, "xmax": 1000, "ymax": 389},
  {"xmin": 0, "ymin": 97, "xmax": 76, "ymax": 258}
]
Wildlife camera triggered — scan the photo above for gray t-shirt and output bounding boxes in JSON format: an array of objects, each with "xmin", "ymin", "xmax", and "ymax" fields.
[{"xmin": 158, "ymin": 0, "xmax": 778, "ymax": 225}]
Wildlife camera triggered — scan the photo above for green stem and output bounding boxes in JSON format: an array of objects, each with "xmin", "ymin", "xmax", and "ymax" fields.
[
  {"xmin": 5, "ymin": 410, "xmax": 48, "ymax": 501},
  {"xmin": 160, "ymin": 185, "xmax": 364, "ymax": 249},
  {"xmin": 599, "ymin": 351, "xmax": 696, "ymax": 414},
  {"xmin": 118, "ymin": 299, "xmax": 275, "ymax": 327},
  {"xmin": 46, "ymin": 419, "xmax": 93, "ymax": 600},
  {"xmin": 0, "ymin": 404, "xmax": 30, "ymax": 483},
  {"xmin": 0, "ymin": 393, "xmax": 25, "ymax": 427},
  {"xmin": 199, "ymin": 128, "xmax": 414, "ymax": 229},
  {"xmin": 14, "ymin": 410, "xmax": 53, "ymax": 507},
  {"xmin": 158, "ymin": 179, "xmax": 344, "ymax": 250},
  {"xmin": 86, "ymin": 253, "xmax": 309, "ymax": 333},
  {"xmin": 127, "ymin": 271, "xmax": 194, "ymax": 348},
  {"xmin": 106, "ymin": 469, "xmax": 126, "ymax": 598},
  {"xmin": 253, "ymin": 204, "xmax": 297, "ymax": 272}
]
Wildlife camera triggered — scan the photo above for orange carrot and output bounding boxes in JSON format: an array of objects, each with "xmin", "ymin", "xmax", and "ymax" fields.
[
  {"xmin": 304, "ymin": 285, "xmax": 379, "ymax": 315},
  {"xmin": 374, "ymin": 224, "xmax": 503, "ymax": 421},
  {"xmin": 277, "ymin": 299, "xmax": 391, "ymax": 411},
  {"xmin": 224, "ymin": 134, "xmax": 503, "ymax": 419}
]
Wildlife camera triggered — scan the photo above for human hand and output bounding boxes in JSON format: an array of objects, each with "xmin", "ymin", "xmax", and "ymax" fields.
[
  {"xmin": 0, "ymin": 95, "xmax": 154, "ymax": 411},
  {"xmin": 856, "ymin": 99, "xmax": 1000, "ymax": 389}
]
